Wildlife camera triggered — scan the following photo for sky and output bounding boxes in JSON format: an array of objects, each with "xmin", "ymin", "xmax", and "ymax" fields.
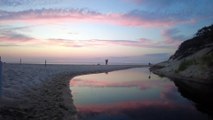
[{"xmin": 0, "ymin": 0, "xmax": 213, "ymax": 64}]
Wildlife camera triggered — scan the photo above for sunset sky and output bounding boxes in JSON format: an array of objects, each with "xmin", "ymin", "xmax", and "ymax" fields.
[{"xmin": 0, "ymin": 0, "xmax": 213, "ymax": 64}]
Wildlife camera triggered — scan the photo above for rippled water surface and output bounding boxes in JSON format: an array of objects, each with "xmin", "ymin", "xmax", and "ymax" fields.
[{"xmin": 70, "ymin": 67, "xmax": 212, "ymax": 120}]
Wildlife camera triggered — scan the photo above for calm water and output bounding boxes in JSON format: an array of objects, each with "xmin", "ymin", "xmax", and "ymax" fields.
[{"xmin": 70, "ymin": 67, "xmax": 213, "ymax": 120}]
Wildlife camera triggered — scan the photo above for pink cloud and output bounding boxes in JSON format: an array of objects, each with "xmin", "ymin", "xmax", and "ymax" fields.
[
  {"xmin": 45, "ymin": 39, "xmax": 81, "ymax": 47},
  {"xmin": 0, "ymin": 29, "xmax": 179, "ymax": 48},
  {"xmin": 1, "ymin": 35, "xmax": 178, "ymax": 48},
  {"xmin": 0, "ymin": 33, "xmax": 34, "ymax": 45},
  {"xmin": 0, "ymin": 9, "xmax": 191, "ymax": 27},
  {"xmin": 74, "ymin": 39, "xmax": 174, "ymax": 48},
  {"xmin": 0, "ymin": 36, "xmax": 32, "ymax": 43},
  {"xmin": 161, "ymin": 28, "xmax": 187, "ymax": 47},
  {"xmin": 0, "ymin": 31, "xmax": 39, "ymax": 46}
]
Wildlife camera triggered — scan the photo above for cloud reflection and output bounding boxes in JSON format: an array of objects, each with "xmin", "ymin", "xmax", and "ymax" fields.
[
  {"xmin": 70, "ymin": 68, "xmax": 208, "ymax": 120},
  {"xmin": 77, "ymin": 100, "xmax": 198, "ymax": 120},
  {"xmin": 71, "ymin": 77, "xmax": 173, "ymax": 91}
]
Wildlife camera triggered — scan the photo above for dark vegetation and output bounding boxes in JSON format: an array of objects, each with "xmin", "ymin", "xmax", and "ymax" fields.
[
  {"xmin": 176, "ymin": 53, "xmax": 213, "ymax": 72},
  {"xmin": 201, "ymin": 54, "xmax": 213, "ymax": 66},
  {"xmin": 177, "ymin": 59, "xmax": 197, "ymax": 72},
  {"xmin": 170, "ymin": 24, "xmax": 213, "ymax": 60}
]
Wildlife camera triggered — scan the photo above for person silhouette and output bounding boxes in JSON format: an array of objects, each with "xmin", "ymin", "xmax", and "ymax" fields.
[
  {"xmin": 45, "ymin": 60, "xmax": 47, "ymax": 67},
  {"xmin": 105, "ymin": 59, "xmax": 108, "ymax": 65}
]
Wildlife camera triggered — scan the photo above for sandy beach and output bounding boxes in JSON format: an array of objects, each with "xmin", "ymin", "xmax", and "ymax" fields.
[{"xmin": 0, "ymin": 64, "xmax": 144, "ymax": 120}]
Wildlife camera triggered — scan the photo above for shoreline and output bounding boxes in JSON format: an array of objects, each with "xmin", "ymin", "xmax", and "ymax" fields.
[{"xmin": 0, "ymin": 64, "xmax": 145, "ymax": 120}]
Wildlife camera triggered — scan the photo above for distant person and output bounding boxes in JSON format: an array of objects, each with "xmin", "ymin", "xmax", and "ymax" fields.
[
  {"xmin": 148, "ymin": 62, "xmax": 151, "ymax": 66},
  {"xmin": 45, "ymin": 60, "xmax": 47, "ymax": 67},
  {"xmin": 20, "ymin": 58, "xmax": 22, "ymax": 64},
  {"xmin": 105, "ymin": 59, "xmax": 108, "ymax": 65}
]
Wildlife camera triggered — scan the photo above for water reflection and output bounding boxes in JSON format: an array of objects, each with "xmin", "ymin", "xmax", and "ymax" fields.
[
  {"xmin": 173, "ymin": 79, "xmax": 213, "ymax": 118},
  {"xmin": 148, "ymin": 69, "xmax": 151, "ymax": 79},
  {"xmin": 70, "ymin": 68, "xmax": 211, "ymax": 120}
]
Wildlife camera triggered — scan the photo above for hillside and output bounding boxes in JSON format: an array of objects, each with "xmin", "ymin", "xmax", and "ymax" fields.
[{"xmin": 151, "ymin": 24, "xmax": 213, "ymax": 83}]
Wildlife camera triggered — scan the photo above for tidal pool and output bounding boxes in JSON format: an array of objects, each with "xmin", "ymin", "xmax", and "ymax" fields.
[{"xmin": 70, "ymin": 67, "xmax": 212, "ymax": 120}]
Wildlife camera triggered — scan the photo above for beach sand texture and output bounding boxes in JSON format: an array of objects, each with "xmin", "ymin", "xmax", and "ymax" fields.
[{"xmin": 0, "ymin": 64, "xmax": 143, "ymax": 120}]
